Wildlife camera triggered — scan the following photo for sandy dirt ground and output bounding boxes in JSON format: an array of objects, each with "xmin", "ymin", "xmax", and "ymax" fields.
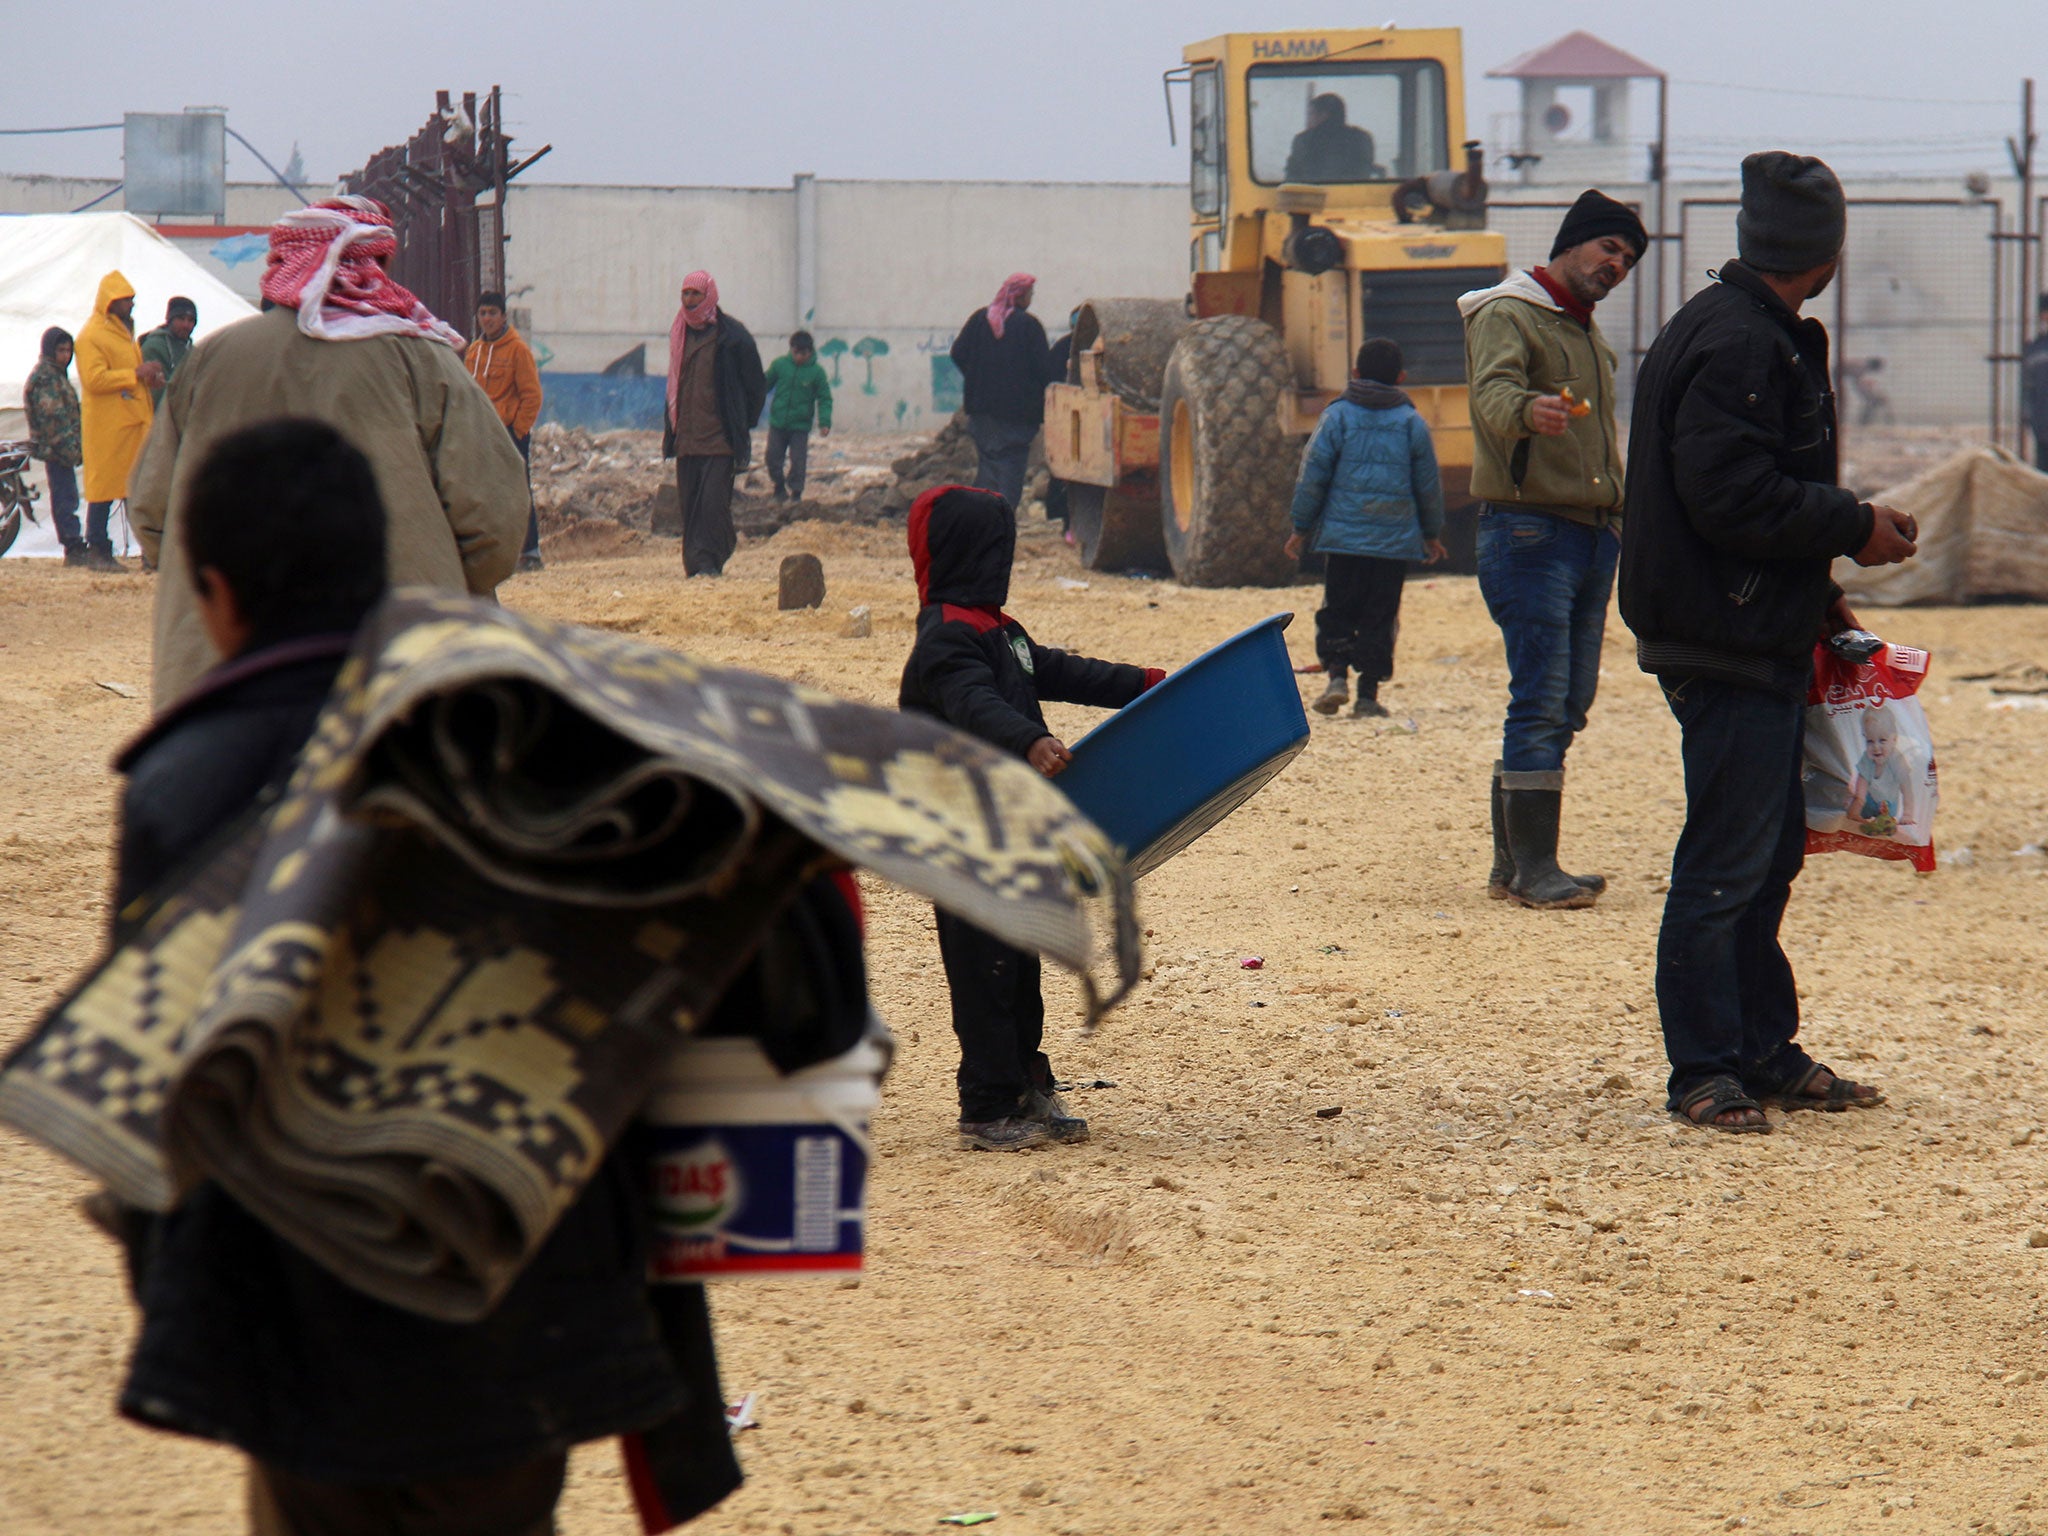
[{"xmin": 4, "ymin": 507, "xmax": 2048, "ymax": 1536}]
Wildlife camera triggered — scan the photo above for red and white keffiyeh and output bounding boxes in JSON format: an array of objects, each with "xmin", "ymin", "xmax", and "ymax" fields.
[
  {"xmin": 260, "ymin": 197, "xmax": 466, "ymax": 350},
  {"xmin": 986, "ymin": 272, "xmax": 1036, "ymax": 339},
  {"xmin": 666, "ymin": 271, "xmax": 721, "ymax": 426}
]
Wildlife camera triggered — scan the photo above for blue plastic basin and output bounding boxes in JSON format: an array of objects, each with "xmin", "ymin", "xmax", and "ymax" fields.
[{"xmin": 1057, "ymin": 613, "xmax": 1309, "ymax": 879}]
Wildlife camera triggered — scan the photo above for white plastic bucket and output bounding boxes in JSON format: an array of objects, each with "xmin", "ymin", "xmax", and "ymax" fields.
[{"xmin": 643, "ymin": 1033, "xmax": 884, "ymax": 1281}]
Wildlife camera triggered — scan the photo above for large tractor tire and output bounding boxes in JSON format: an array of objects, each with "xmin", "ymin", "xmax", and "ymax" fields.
[
  {"xmin": 1068, "ymin": 481, "xmax": 1169, "ymax": 573},
  {"xmin": 1158, "ymin": 315, "xmax": 1300, "ymax": 587}
]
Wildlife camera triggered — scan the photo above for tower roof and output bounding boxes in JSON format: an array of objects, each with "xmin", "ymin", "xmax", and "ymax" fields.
[{"xmin": 1488, "ymin": 31, "xmax": 1664, "ymax": 82}]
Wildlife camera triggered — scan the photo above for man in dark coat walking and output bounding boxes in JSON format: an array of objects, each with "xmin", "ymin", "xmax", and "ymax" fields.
[
  {"xmin": 1620, "ymin": 152, "xmax": 1918, "ymax": 1134},
  {"xmin": 949, "ymin": 273, "xmax": 1054, "ymax": 510},
  {"xmin": 664, "ymin": 270, "xmax": 767, "ymax": 577}
]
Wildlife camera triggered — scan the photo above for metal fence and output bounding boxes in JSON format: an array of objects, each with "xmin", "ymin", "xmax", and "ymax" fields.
[{"xmin": 1493, "ymin": 195, "xmax": 2032, "ymax": 448}]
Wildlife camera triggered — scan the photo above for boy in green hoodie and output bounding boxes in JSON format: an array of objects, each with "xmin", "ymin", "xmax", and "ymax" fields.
[{"xmin": 763, "ymin": 330, "xmax": 833, "ymax": 501}]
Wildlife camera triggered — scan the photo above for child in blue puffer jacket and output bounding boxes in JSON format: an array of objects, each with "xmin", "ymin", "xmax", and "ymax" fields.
[{"xmin": 1284, "ymin": 338, "xmax": 1446, "ymax": 717}]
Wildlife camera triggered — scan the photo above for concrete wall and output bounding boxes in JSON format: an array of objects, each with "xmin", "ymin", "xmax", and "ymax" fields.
[{"xmin": 507, "ymin": 178, "xmax": 1192, "ymax": 432}]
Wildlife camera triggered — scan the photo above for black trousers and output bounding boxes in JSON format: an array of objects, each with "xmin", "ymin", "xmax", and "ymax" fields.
[
  {"xmin": 247, "ymin": 1451, "xmax": 567, "ymax": 1536},
  {"xmin": 1314, "ymin": 552, "xmax": 1406, "ymax": 682},
  {"xmin": 511, "ymin": 428, "xmax": 538, "ymax": 558},
  {"xmin": 936, "ymin": 908, "xmax": 1051, "ymax": 1123},
  {"xmin": 676, "ymin": 454, "xmax": 736, "ymax": 575},
  {"xmin": 766, "ymin": 427, "xmax": 809, "ymax": 497}
]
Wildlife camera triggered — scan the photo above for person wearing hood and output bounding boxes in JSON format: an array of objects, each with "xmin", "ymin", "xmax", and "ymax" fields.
[
  {"xmin": 22, "ymin": 327, "xmax": 87, "ymax": 567},
  {"xmin": 948, "ymin": 273, "xmax": 1055, "ymax": 512},
  {"xmin": 77, "ymin": 270, "xmax": 165, "ymax": 571},
  {"xmin": 662, "ymin": 271, "xmax": 766, "ymax": 578},
  {"xmin": 1620, "ymin": 152, "xmax": 1914, "ymax": 1133},
  {"xmin": 898, "ymin": 485, "xmax": 1164, "ymax": 1151},
  {"xmin": 465, "ymin": 289, "xmax": 546, "ymax": 572},
  {"xmin": 129, "ymin": 197, "xmax": 529, "ymax": 711},
  {"xmin": 1458, "ymin": 190, "xmax": 1645, "ymax": 910},
  {"xmin": 139, "ymin": 296, "xmax": 198, "ymax": 409},
  {"xmin": 1283, "ymin": 337, "xmax": 1447, "ymax": 718}
]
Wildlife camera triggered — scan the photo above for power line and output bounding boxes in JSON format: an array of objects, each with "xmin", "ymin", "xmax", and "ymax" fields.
[
  {"xmin": 0, "ymin": 122, "xmax": 122, "ymax": 136},
  {"xmin": 1673, "ymin": 77, "xmax": 2005, "ymax": 108}
]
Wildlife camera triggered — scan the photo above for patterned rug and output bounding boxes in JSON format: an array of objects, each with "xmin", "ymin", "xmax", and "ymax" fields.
[{"xmin": 0, "ymin": 591, "xmax": 1136, "ymax": 1321}]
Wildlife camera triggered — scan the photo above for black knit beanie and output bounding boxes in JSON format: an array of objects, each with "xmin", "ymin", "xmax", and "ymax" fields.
[
  {"xmin": 1549, "ymin": 189, "xmax": 1647, "ymax": 261},
  {"xmin": 1737, "ymin": 152, "xmax": 1845, "ymax": 273},
  {"xmin": 166, "ymin": 295, "xmax": 198, "ymax": 324}
]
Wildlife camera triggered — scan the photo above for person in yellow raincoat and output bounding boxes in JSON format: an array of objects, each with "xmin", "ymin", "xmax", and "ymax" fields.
[{"xmin": 76, "ymin": 271, "xmax": 164, "ymax": 571}]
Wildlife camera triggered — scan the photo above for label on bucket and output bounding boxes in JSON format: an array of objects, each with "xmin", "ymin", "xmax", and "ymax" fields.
[{"xmin": 648, "ymin": 1120, "xmax": 866, "ymax": 1280}]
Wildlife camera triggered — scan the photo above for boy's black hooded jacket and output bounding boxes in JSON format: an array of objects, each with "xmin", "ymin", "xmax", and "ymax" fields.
[
  {"xmin": 898, "ymin": 485, "xmax": 1159, "ymax": 756},
  {"xmin": 1618, "ymin": 260, "xmax": 1874, "ymax": 695}
]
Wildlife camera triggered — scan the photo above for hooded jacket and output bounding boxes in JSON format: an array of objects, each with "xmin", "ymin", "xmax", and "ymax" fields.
[
  {"xmin": 139, "ymin": 324, "xmax": 194, "ymax": 409},
  {"xmin": 77, "ymin": 271, "xmax": 154, "ymax": 502},
  {"xmin": 1288, "ymin": 381, "xmax": 1445, "ymax": 561},
  {"xmin": 1458, "ymin": 269, "xmax": 1623, "ymax": 522},
  {"xmin": 1619, "ymin": 261, "xmax": 1873, "ymax": 695},
  {"xmin": 463, "ymin": 323, "xmax": 544, "ymax": 437},
  {"xmin": 897, "ymin": 485, "xmax": 1160, "ymax": 758}
]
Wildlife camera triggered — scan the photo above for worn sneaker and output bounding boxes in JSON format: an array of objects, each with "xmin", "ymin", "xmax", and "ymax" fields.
[
  {"xmin": 1026, "ymin": 1088, "xmax": 1090, "ymax": 1144},
  {"xmin": 1352, "ymin": 694, "xmax": 1389, "ymax": 718},
  {"xmin": 84, "ymin": 545, "xmax": 126, "ymax": 573},
  {"xmin": 958, "ymin": 1115, "xmax": 1050, "ymax": 1151},
  {"xmin": 1312, "ymin": 675, "xmax": 1350, "ymax": 715}
]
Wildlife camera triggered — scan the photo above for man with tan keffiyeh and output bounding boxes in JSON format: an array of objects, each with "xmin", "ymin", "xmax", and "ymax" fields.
[{"xmin": 130, "ymin": 197, "xmax": 529, "ymax": 710}]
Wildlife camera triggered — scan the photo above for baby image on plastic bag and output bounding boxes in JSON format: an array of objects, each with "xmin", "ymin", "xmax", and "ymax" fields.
[{"xmin": 1801, "ymin": 637, "xmax": 1939, "ymax": 871}]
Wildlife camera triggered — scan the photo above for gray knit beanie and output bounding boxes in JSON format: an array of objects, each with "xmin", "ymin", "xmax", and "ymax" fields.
[{"xmin": 1737, "ymin": 151, "xmax": 1846, "ymax": 273}]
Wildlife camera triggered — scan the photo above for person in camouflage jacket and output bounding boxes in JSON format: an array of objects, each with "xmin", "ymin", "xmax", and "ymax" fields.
[{"xmin": 23, "ymin": 327, "xmax": 88, "ymax": 564}]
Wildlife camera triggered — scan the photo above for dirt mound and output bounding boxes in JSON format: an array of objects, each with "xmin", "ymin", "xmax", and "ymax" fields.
[
  {"xmin": 537, "ymin": 518, "xmax": 646, "ymax": 562},
  {"xmin": 530, "ymin": 425, "xmax": 668, "ymax": 531},
  {"xmin": 860, "ymin": 412, "xmax": 1051, "ymax": 519}
]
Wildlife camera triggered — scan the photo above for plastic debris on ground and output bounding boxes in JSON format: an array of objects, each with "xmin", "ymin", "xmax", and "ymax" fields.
[
  {"xmin": 1240, "ymin": 956, "xmax": 1264, "ymax": 970},
  {"xmin": 939, "ymin": 1514, "xmax": 1000, "ymax": 1527},
  {"xmin": 1315, "ymin": 1105, "xmax": 1343, "ymax": 1119},
  {"xmin": 725, "ymin": 1393, "xmax": 760, "ymax": 1433}
]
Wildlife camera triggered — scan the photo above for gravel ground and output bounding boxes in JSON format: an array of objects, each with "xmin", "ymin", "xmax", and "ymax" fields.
[{"xmin": 2, "ymin": 522, "xmax": 2046, "ymax": 1535}]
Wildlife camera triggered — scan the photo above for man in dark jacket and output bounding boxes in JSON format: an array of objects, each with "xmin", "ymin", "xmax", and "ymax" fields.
[
  {"xmin": 949, "ymin": 274, "xmax": 1054, "ymax": 511},
  {"xmin": 664, "ymin": 270, "xmax": 767, "ymax": 577},
  {"xmin": 1284, "ymin": 93, "xmax": 1380, "ymax": 182},
  {"xmin": 899, "ymin": 485, "xmax": 1162, "ymax": 1150},
  {"xmin": 110, "ymin": 417, "xmax": 864, "ymax": 1534},
  {"xmin": 2023, "ymin": 292, "xmax": 2048, "ymax": 472},
  {"xmin": 1620, "ymin": 152, "xmax": 1918, "ymax": 1134}
]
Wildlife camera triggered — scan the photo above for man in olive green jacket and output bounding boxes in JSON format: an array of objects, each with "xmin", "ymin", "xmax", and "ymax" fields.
[{"xmin": 1458, "ymin": 189, "xmax": 1644, "ymax": 910}]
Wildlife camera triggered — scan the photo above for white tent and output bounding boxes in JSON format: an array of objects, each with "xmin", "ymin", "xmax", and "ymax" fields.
[{"xmin": 1, "ymin": 213, "xmax": 257, "ymax": 557}]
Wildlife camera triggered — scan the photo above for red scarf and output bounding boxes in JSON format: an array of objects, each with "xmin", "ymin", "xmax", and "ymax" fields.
[
  {"xmin": 986, "ymin": 272, "xmax": 1036, "ymax": 340},
  {"xmin": 666, "ymin": 271, "xmax": 720, "ymax": 426},
  {"xmin": 260, "ymin": 197, "xmax": 464, "ymax": 349},
  {"xmin": 1531, "ymin": 266, "xmax": 1593, "ymax": 328}
]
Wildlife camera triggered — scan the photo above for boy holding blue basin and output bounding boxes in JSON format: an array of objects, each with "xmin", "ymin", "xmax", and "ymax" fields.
[
  {"xmin": 1283, "ymin": 338, "xmax": 1447, "ymax": 718},
  {"xmin": 899, "ymin": 484, "xmax": 1164, "ymax": 1151}
]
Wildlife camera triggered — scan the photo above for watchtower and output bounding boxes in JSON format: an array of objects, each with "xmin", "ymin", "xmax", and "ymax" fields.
[{"xmin": 1488, "ymin": 31, "xmax": 1664, "ymax": 187}]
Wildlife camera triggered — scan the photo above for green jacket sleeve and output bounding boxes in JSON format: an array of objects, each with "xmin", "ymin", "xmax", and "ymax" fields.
[
  {"xmin": 1465, "ymin": 303, "xmax": 1542, "ymax": 446},
  {"xmin": 811, "ymin": 362, "xmax": 833, "ymax": 430}
]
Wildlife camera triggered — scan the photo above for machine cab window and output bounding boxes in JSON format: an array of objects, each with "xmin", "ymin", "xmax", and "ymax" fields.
[{"xmin": 1247, "ymin": 60, "xmax": 1448, "ymax": 185}]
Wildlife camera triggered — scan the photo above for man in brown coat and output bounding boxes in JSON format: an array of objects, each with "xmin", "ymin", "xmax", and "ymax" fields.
[{"xmin": 131, "ymin": 198, "xmax": 529, "ymax": 710}]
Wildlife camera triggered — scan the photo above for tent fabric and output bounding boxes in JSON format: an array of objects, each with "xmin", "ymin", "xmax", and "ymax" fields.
[
  {"xmin": 1836, "ymin": 445, "xmax": 2048, "ymax": 605},
  {"xmin": 0, "ymin": 213, "xmax": 256, "ymax": 557}
]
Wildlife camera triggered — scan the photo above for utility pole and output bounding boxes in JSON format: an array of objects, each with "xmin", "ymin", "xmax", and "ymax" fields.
[{"xmin": 2005, "ymin": 79, "xmax": 2036, "ymax": 454}]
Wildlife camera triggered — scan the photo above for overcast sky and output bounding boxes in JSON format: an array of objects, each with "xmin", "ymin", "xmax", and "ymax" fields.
[{"xmin": 4, "ymin": 1, "xmax": 2040, "ymax": 191}]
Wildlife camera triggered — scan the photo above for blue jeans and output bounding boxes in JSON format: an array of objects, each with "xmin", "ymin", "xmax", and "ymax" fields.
[
  {"xmin": 43, "ymin": 460, "xmax": 85, "ymax": 545},
  {"xmin": 1476, "ymin": 508, "xmax": 1619, "ymax": 775},
  {"xmin": 1655, "ymin": 674, "xmax": 1815, "ymax": 1105}
]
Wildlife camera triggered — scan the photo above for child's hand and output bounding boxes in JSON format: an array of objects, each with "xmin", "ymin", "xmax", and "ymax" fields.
[
  {"xmin": 1028, "ymin": 736, "xmax": 1072, "ymax": 777},
  {"xmin": 1423, "ymin": 538, "xmax": 1447, "ymax": 565},
  {"xmin": 819, "ymin": 427, "xmax": 831, "ymax": 438},
  {"xmin": 1283, "ymin": 532, "xmax": 1305, "ymax": 561}
]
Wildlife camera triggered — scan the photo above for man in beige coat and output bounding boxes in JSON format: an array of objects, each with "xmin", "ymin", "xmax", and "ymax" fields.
[{"xmin": 131, "ymin": 198, "xmax": 528, "ymax": 710}]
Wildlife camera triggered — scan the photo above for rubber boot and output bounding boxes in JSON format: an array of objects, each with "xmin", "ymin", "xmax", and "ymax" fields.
[
  {"xmin": 1487, "ymin": 761, "xmax": 1515, "ymax": 898},
  {"xmin": 1493, "ymin": 762, "xmax": 1605, "ymax": 900},
  {"xmin": 1501, "ymin": 780, "xmax": 1599, "ymax": 909}
]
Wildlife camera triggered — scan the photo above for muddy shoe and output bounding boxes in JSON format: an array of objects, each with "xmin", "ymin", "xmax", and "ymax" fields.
[
  {"xmin": 85, "ymin": 543, "xmax": 126, "ymax": 573},
  {"xmin": 959, "ymin": 1115, "xmax": 1050, "ymax": 1151},
  {"xmin": 1352, "ymin": 694, "xmax": 1389, "ymax": 718},
  {"xmin": 1312, "ymin": 675, "xmax": 1350, "ymax": 715},
  {"xmin": 1026, "ymin": 1089, "xmax": 1090, "ymax": 1144}
]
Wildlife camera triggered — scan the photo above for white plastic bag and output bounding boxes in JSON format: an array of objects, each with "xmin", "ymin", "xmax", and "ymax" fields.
[{"xmin": 1802, "ymin": 639, "xmax": 1938, "ymax": 871}]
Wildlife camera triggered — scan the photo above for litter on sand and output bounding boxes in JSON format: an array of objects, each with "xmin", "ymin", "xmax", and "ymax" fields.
[
  {"xmin": 1315, "ymin": 1105, "xmax": 1344, "ymax": 1119},
  {"xmin": 94, "ymin": 680, "xmax": 139, "ymax": 699},
  {"xmin": 1054, "ymin": 576, "xmax": 1090, "ymax": 591},
  {"xmin": 1240, "ymin": 956, "xmax": 1264, "ymax": 970},
  {"xmin": 725, "ymin": 1393, "xmax": 760, "ymax": 1433},
  {"xmin": 939, "ymin": 1514, "xmax": 999, "ymax": 1527}
]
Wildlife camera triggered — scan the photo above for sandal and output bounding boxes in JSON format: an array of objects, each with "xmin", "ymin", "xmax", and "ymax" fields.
[
  {"xmin": 1762, "ymin": 1061, "xmax": 1885, "ymax": 1113},
  {"xmin": 1672, "ymin": 1075, "xmax": 1772, "ymax": 1134}
]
